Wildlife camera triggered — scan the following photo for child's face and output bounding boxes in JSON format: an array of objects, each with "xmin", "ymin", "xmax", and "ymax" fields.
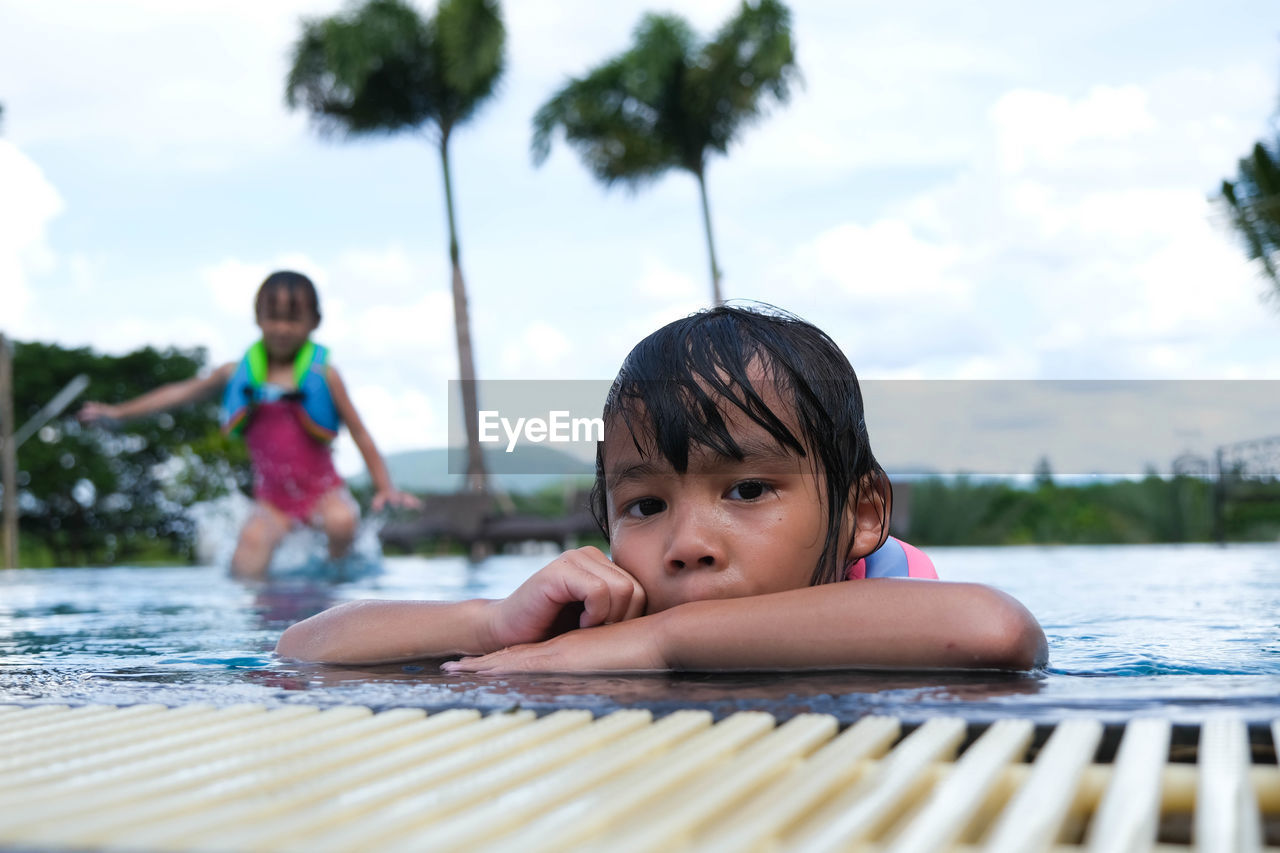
[
  {"xmin": 603, "ymin": 384, "xmax": 844, "ymax": 615},
  {"xmin": 256, "ymin": 291, "xmax": 318, "ymax": 362}
]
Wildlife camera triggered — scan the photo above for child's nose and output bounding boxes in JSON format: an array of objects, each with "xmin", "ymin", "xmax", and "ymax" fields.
[{"xmin": 663, "ymin": 505, "xmax": 726, "ymax": 572}]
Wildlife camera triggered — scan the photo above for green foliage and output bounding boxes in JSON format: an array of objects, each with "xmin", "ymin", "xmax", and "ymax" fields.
[
  {"xmin": 1220, "ymin": 137, "xmax": 1280, "ymax": 294},
  {"xmin": 286, "ymin": 0, "xmax": 505, "ymax": 141},
  {"xmin": 6, "ymin": 341, "xmax": 247, "ymax": 565},
  {"xmin": 905, "ymin": 474, "xmax": 1245, "ymax": 546},
  {"xmin": 504, "ymin": 481, "xmax": 588, "ymax": 518},
  {"xmin": 532, "ymin": 1, "xmax": 795, "ymax": 304},
  {"xmin": 533, "ymin": 0, "xmax": 797, "ymax": 182}
]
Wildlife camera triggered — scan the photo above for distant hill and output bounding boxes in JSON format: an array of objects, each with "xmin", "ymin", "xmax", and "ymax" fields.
[{"xmin": 348, "ymin": 446, "xmax": 596, "ymax": 495}]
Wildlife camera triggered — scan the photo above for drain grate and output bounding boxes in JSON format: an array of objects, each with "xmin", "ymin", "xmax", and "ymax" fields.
[{"xmin": 0, "ymin": 703, "xmax": 1276, "ymax": 851}]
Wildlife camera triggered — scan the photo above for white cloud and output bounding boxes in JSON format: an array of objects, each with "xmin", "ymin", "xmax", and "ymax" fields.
[
  {"xmin": 728, "ymin": 14, "xmax": 1020, "ymax": 176},
  {"xmin": 0, "ymin": 1, "xmax": 330, "ymax": 169},
  {"xmin": 203, "ymin": 259, "xmax": 275, "ymax": 318},
  {"xmin": 344, "ymin": 292, "xmax": 453, "ymax": 359},
  {"xmin": 499, "ymin": 321, "xmax": 572, "ymax": 377},
  {"xmin": 762, "ymin": 64, "xmax": 1280, "ymax": 380},
  {"xmin": 202, "ymin": 254, "xmax": 327, "ymax": 320},
  {"xmin": 991, "ymin": 86, "xmax": 1157, "ymax": 174},
  {"xmin": 333, "ymin": 383, "xmax": 442, "ymax": 476},
  {"xmin": 0, "ymin": 141, "xmax": 63, "ymax": 332},
  {"xmin": 634, "ymin": 257, "xmax": 704, "ymax": 303},
  {"xmin": 332, "ymin": 245, "xmax": 437, "ymax": 300},
  {"xmin": 793, "ymin": 220, "xmax": 970, "ymax": 302}
]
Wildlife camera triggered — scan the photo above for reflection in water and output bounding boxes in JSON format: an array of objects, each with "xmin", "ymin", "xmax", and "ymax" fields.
[
  {"xmin": 251, "ymin": 581, "xmax": 337, "ymax": 631},
  {"xmin": 271, "ymin": 660, "xmax": 1046, "ymax": 724}
]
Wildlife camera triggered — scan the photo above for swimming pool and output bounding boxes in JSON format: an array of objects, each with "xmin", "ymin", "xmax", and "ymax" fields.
[{"xmin": 2, "ymin": 543, "xmax": 1278, "ymax": 725}]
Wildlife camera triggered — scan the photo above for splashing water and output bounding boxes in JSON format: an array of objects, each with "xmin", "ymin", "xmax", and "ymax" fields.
[{"xmin": 188, "ymin": 492, "xmax": 383, "ymax": 580}]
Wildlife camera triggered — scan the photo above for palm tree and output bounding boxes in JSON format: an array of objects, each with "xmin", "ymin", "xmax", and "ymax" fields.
[
  {"xmin": 286, "ymin": 0, "xmax": 503, "ymax": 493},
  {"xmin": 1221, "ymin": 138, "xmax": 1280, "ymax": 298},
  {"xmin": 532, "ymin": 1, "xmax": 797, "ymax": 306}
]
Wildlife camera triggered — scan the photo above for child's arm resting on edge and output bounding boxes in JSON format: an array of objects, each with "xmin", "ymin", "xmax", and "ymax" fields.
[
  {"xmin": 276, "ymin": 547, "xmax": 646, "ymax": 664},
  {"xmin": 78, "ymin": 363, "xmax": 235, "ymax": 423},
  {"xmin": 443, "ymin": 580, "xmax": 1048, "ymax": 674},
  {"xmin": 275, "ymin": 599, "xmax": 499, "ymax": 664},
  {"xmin": 325, "ymin": 366, "xmax": 420, "ymax": 511}
]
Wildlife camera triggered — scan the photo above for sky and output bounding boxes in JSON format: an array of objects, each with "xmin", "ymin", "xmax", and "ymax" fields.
[{"xmin": 3, "ymin": 0, "xmax": 1280, "ymax": 477}]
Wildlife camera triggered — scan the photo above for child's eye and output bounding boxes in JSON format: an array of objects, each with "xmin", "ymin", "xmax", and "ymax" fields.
[
  {"xmin": 727, "ymin": 480, "xmax": 772, "ymax": 501},
  {"xmin": 626, "ymin": 497, "xmax": 666, "ymax": 518}
]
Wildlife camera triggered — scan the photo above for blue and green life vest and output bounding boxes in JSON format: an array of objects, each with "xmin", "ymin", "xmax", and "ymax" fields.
[{"xmin": 219, "ymin": 340, "xmax": 339, "ymax": 443}]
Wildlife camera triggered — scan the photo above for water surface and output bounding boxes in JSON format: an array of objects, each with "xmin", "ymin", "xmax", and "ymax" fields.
[{"xmin": 2, "ymin": 543, "xmax": 1278, "ymax": 724}]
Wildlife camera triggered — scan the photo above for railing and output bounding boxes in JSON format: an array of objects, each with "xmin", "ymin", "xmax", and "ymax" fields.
[{"xmin": 1214, "ymin": 435, "xmax": 1280, "ymax": 543}]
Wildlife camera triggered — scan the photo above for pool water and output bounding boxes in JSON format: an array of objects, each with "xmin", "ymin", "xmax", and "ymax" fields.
[{"xmin": 1, "ymin": 544, "xmax": 1278, "ymax": 724}]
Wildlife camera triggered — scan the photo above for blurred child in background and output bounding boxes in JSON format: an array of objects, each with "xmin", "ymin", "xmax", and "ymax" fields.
[{"xmin": 81, "ymin": 270, "xmax": 419, "ymax": 578}]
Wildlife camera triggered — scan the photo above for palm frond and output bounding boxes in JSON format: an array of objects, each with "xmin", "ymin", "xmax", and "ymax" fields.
[
  {"xmin": 694, "ymin": 0, "xmax": 798, "ymax": 153},
  {"xmin": 1221, "ymin": 138, "xmax": 1280, "ymax": 285},
  {"xmin": 531, "ymin": 2, "xmax": 796, "ymax": 180},
  {"xmin": 532, "ymin": 58, "xmax": 678, "ymax": 187},
  {"xmin": 284, "ymin": 0, "xmax": 503, "ymax": 139},
  {"xmin": 435, "ymin": 0, "xmax": 505, "ymax": 130}
]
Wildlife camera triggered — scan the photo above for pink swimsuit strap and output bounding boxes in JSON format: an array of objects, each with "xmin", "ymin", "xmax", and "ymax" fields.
[{"xmin": 845, "ymin": 536, "xmax": 938, "ymax": 580}]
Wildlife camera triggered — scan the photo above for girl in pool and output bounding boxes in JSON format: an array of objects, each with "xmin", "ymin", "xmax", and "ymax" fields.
[
  {"xmin": 277, "ymin": 305, "xmax": 1046, "ymax": 671},
  {"xmin": 79, "ymin": 270, "xmax": 419, "ymax": 579}
]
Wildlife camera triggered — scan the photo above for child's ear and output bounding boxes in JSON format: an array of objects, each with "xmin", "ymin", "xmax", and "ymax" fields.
[{"xmin": 844, "ymin": 472, "xmax": 891, "ymax": 561}]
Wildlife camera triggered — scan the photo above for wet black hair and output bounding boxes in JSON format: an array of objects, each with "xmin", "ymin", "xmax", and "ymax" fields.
[
  {"xmin": 590, "ymin": 304, "xmax": 890, "ymax": 586},
  {"xmin": 255, "ymin": 270, "xmax": 321, "ymax": 322}
]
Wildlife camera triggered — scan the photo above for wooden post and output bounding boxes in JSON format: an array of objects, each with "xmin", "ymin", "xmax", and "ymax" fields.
[
  {"xmin": 0, "ymin": 333, "xmax": 17, "ymax": 568},
  {"xmin": 1212, "ymin": 446, "xmax": 1226, "ymax": 546}
]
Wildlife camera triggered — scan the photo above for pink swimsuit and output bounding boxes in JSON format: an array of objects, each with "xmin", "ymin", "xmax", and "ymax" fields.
[{"xmin": 245, "ymin": 400, "xmax": 344, "ymax": 522}]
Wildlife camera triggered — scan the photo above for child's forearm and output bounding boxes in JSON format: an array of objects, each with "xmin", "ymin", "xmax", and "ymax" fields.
[
  {"xmin": 656, "ymin": 581, "xmax": 1047, "ymax": 672},
  {"xmin": 442, "ymin": 579, "xmax": 1049, "ymax": 675},
  {"xmin": 110, "ymin": 378, "xmax": 214, "ymax": 420},
  {"xmin": 324, "ymin": 366, "xmax": 397, "ymax": 495},
  {"xmin": 275, "ymin": 598, "xmax": 498, "ymax": 664},
  {"xmin": 358, "ymin": 442, "xmax": 395, "ymax": 494},
  {"xmin": 94, "ymin": 366, "xmax": 231, "ymax": 421}
]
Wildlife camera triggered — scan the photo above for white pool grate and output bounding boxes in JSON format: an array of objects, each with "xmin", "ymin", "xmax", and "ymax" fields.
[{"xmin": 0, "ymin": 703, "xmax": 1277, "ymax": 851}]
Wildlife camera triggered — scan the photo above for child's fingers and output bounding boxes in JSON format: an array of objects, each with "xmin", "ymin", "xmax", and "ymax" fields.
[
  {"xmin": 488, "ymin": 547, "xmax": 644, "ymax": 648},
  {"xmin": 441, "ymin": 651, "xmax": 513, "ymax": 674},
  {"xmin": 440, "ymin": 620, "xmax": 666, "ymax": 673},
  {"xmin": 562, "ymin": 550, "xmax": 644, "ymax": 628},
  {"xmin": 581, "ymin": 549, "xmax": 646, "ymax": 623},
  {"xmin": 77, "ymin": 402, "xmax": 108, "ymax": 422},
  {"xmin": 566, "ymin": 566, "xmax": 631, "ymax": 629},
  {"xmin": 622, "ymin": 577, "xmax": 647, "ymax": 621},
  {"xmin": 369, "ymin": 491, "xmax": 422, "ymax": 513}
]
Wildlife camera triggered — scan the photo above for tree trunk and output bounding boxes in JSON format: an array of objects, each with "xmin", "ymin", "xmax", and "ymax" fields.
[
  {"xmin": 439, "ymin": 134, "xmax": 488, "ymax": 495},
  {"xmin": 695, "ymin": 168, "xmax": 724, "ymax": 306}
]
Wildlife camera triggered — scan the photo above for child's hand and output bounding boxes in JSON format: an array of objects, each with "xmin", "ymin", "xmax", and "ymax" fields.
[
  {"xmin": 77, "ymin": 402, "xmax": 120, "ymax": 423},
  {"xmin": 444, "ymin": 617, "xmax": 667, "ymax": 674},
  {"xmin": 371, "ymin": 489, "xmax": 422, "ymax": 512},
  {"xmin": 482, "ymin": 547, "xmax": 646, "ymax": 651}
]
